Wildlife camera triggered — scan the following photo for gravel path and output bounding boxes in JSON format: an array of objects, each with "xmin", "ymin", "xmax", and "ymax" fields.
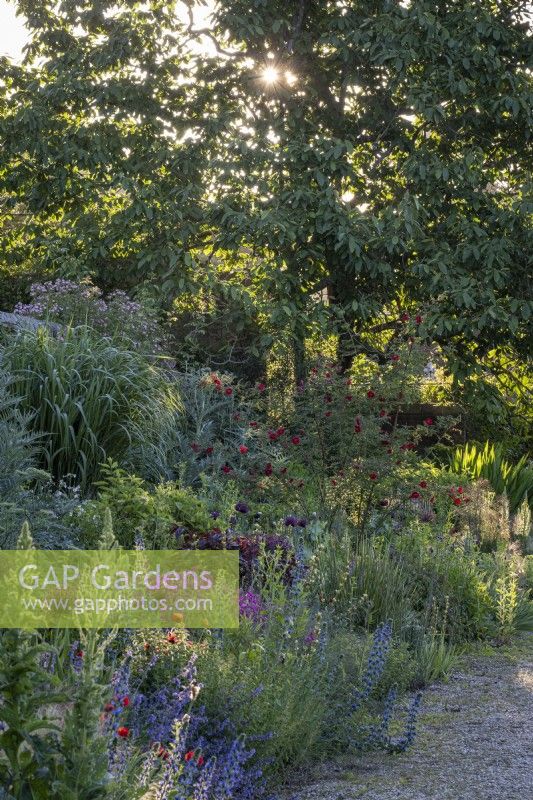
[{"xmin": 281, "ymin": 637, "xmax": 533, "ymax": 800}]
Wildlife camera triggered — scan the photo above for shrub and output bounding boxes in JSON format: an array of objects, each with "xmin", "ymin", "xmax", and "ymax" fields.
[
  {"xmin": 1, "ymin": 327, "xmax": 179, "ymax": 491},
  {"xmin": 13, "ymin": 278, "xmax": 165, "ymax": 353},
  {"xmin": 74, "ymin": 460, "xmax": 212, "ymax": 548},
  {"xmin": 0, "ymin": 368, "xmax": 43, "ymax": 497}
]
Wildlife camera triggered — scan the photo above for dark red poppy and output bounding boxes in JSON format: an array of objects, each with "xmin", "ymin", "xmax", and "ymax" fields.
[
  {"xmin": 122, "ymin": 697, "xmax": 130, "ymax": 707},
  {"xmin": 117, "ymin": 726, "xmax": 130, "ymax": 738},
  {"xmin": 184, "ymin": 750, "xmax": 195, "ymax": 762}
]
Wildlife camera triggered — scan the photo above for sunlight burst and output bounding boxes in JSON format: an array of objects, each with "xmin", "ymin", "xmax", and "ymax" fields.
[{"xmin": 262, "ymin": 65, "xmax": 280, "ymax": 84}]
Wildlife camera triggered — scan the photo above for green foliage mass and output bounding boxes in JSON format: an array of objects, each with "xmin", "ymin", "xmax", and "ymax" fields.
[
  {"xmin": 1, "ymin": 326, "xmax": 179, "ymax": 491},
  {"xmin": 0, "ymin": 0, "xmax": 530, "ymax": 382}
]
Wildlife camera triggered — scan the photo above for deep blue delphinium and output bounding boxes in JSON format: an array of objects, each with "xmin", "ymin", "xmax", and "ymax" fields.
[
  {"xmin": 352, "ymin": 620, "xmax": 393, "ymax": 711},
  {"xmin": 389, "ymin": 691, "xmax": 423, "ymax": 752}
]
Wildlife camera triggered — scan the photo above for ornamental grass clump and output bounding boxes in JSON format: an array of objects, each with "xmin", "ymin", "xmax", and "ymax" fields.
[{"xmin": 1, "ymin": 326, "xmax": 179, "ymax": 491}]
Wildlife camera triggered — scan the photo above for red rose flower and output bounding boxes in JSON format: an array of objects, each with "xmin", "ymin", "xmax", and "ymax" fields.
[
  {"xmin": 117, "ymin": 727, "xmax": 130, "ymax": 738},
  {"xmin": 276, "ymin": 427, "xmax": 285, "ymax": 436},
  {"xmin": 122, "ymin": 697, "xmax": 130, "ymax": 707},
  {"xmin": 325, "ymin": 411, "xmax": 332, "ymax": 417},
  {"xmin": 379, "ymin": 409, "xmax": 387, "ymax": 417},
  {"xmin": 190, "ymin": 442, "xmax": 200, "ymax": 452},
  {"xmin": 390, "ymin": 354, "xmax": 400, "ymax": 362},
  {"xmin": 345, "ymin": 395, "xmax": 353, "ymax": 401},
  {"xmin": 457, "ymin": 486, "xmax": 464, "ymax": 494},
  {"xmin": 221, "ymin": 464, "xmax": 232, "ymax": 474},
  {"xmin": 238, "ymin": 445, "xmax": 249, "ymax": 454},
  {"xmin": 291, "ymin": 436, "xmax": 301, "ymax": 445},
  {"xmin": 367, "ymin": 390, "xmax": 376, "ymax": 398},
  {"xmin": 264, "ymin": 463, "xmax": 273, "ymax": 476},
  {"xmin": 410, "ymin": 491, "xmax": 421, "ymax": 500},
  {"xmin": 250, "ymin": 421, "xmax": 259, "ymax": 428},
  {"xmin": 224, "ymin": 387, "xmax": 233, "ymax": 396},
  {"xmin": 423, "ymin": 417, "xmax": 434, "ymax": 426},
  {"xmin": 369, "ymin": 472, "xmax": 378, "ymax": 480},
  {"xmin": 257, "ymin": 382, "xmax": 267, "ymax": 392},
  {"xmin": 268, "ymin": 430, "xmax": 278, "ymax": 441},
  {"xmin": 453, "ymin": 497, "xmax": 462, "ymax": 506},
  {"xmin": 419, "ymin": 481, "xmax": 428, "ymax": 489},
  {"xmin": 415, "ymin": 315, "xmax": 422, "ymax": 325},
  {"xmin": 400, "ymin": 313, "xmax": 410, "ymax": 322}
]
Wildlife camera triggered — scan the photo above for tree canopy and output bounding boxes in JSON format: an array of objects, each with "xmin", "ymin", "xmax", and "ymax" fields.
[{"xmin": 0, "ymin": 1, "xmax": 531, "ymax": 378}]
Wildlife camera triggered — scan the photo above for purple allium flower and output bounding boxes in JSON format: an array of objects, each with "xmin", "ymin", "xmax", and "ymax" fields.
[
  {"xmin": 284, "ymin": 515, "xmax": 298, "ymax": 527},
  {"xmin": 210, "ymin": 511, "xmax": 220, "ymax": 520},
  {"xmin": 235, "ymin": 501, "xmax": 249, "ymax": 514},
  {"xmin": 304, "ymin": 629, "xmax": 318, "ymax": 646},
  {"xmin": 239, "ymin": 590, "xmax": 263, "ymax": 623}
]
